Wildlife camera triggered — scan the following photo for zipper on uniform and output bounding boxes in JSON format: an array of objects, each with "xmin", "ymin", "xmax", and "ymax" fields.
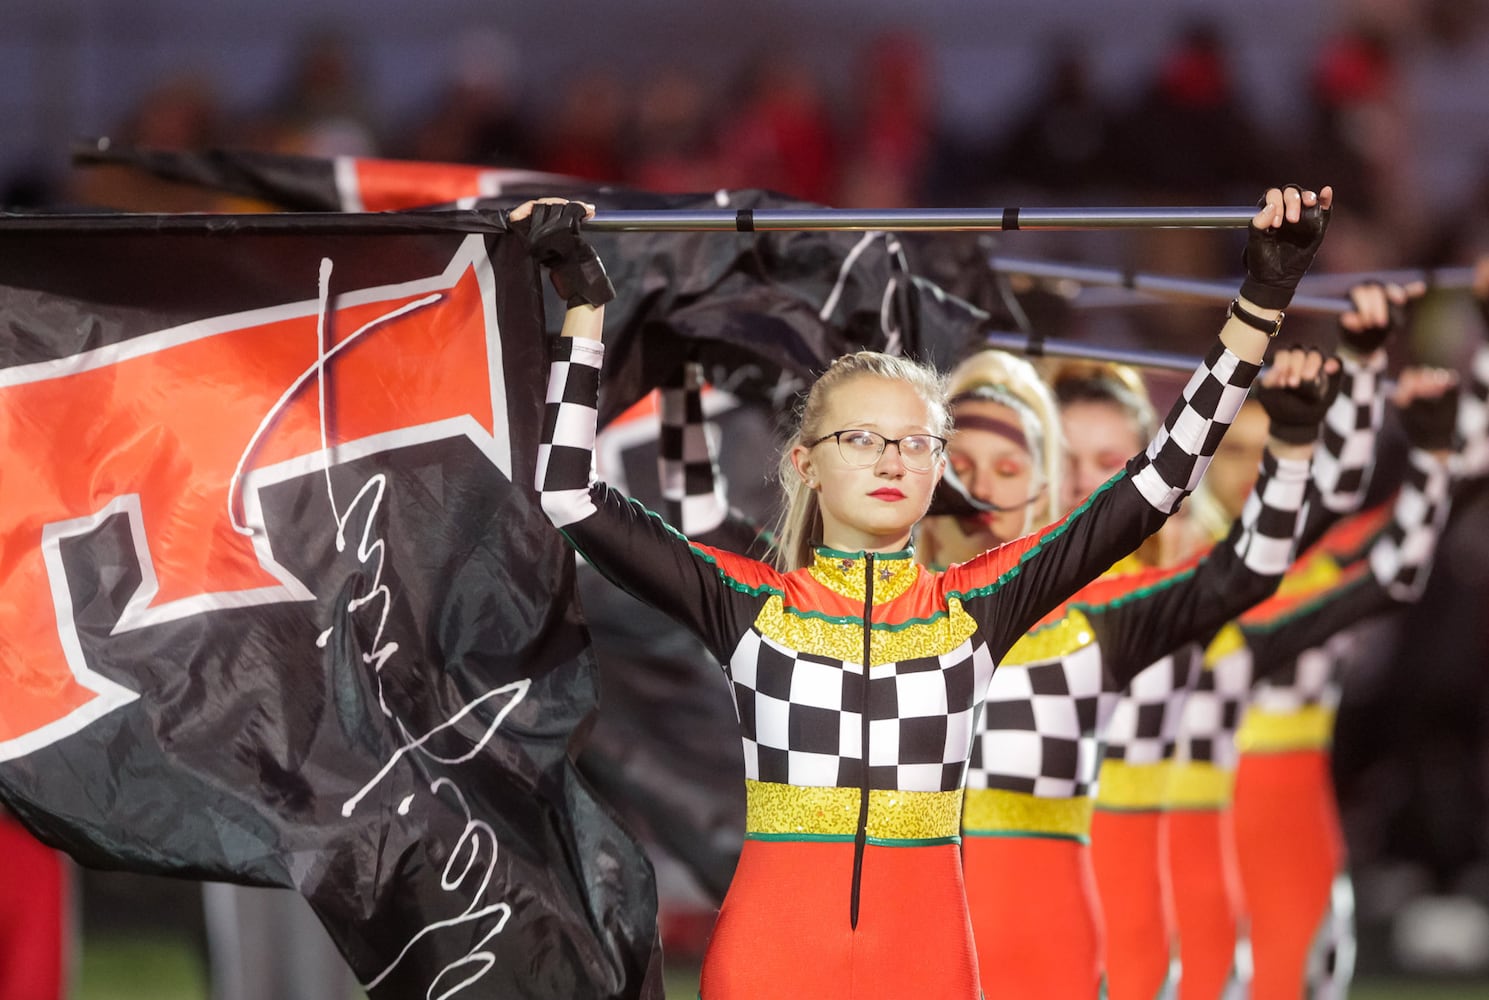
[{"xmin": 850, "ymin": 551, "xmax": 874, "ymax": 929}]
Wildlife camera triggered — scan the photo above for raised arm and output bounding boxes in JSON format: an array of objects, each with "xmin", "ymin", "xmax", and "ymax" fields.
[
  {"xmin": 947, "ymin": 185, "xmax": 1334, "ymax": 657},
  {"xmin": 657, "ymin": 361, "xmax": 774, "ymax": 558},
  {"xmin": 1242, "ymin": 369, "xmax": 1459, "ymax": 674},
  {"xmin": 1088, "ymin": 349, "xmax": 1333, "ymax": 689},
  {"xmin": 522, "ymin": 200, "xmax": 773, "ymax": 660},
  {"xmin": 1294, "ymin": 281, "xmax": 1419, "ymax": 549}
]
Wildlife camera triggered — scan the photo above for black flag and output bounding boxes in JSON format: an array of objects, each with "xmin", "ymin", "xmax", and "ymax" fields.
[
  {"xmin": 0, "ymin": 218, "xmax": 661, "ymax": 998},
  {"xmin": 72, "ymin": 144, "xmax": 1004, "ymax": 421}
]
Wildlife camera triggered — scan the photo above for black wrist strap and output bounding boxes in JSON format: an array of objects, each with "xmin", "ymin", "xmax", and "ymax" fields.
[{"xmin": 1228, "ymin": 297, "xmax": 1285, "ymax": 337}]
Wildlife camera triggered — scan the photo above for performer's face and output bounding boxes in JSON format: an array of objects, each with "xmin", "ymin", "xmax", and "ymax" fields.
[
  {"xmin": 1206, "ymin": 401, "xmax": 1270, "ymax": 519},
  {"xmin": 1060, "ymin": 400, "xmax": 1144, "ymax": 514},
  {"xmin": 793, "ymin": 374, "xmax": 946, "ymax": 554},
  {"xmin": 944, "ymin": 399, "xmax": 1044, "ymax": 546}
]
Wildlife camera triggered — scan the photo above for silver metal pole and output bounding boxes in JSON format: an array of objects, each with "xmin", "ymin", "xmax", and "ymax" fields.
[
  {"xmin": 0, "ymin": 207, "xmax": 1258, "ymax": 236},
  {"xmin": 990, "ymin": 257, "xmax": 1479, "ymax": 313},
  {"xmin": 988, "ymin": 256, "xmax": 1351, "ymax": 313},
  {"xmin": 980, "ymin": 330, "xmax": 1203, "ymax": 373},
  {"xmin": 582, "ymin": 207, "xmax": 1259, "ymax": 233}
]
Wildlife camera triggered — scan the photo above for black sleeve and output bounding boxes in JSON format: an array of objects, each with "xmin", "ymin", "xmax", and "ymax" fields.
[{"xmin": 1090, "ymin": 451, "xmax": 1310, "ymax": 690}]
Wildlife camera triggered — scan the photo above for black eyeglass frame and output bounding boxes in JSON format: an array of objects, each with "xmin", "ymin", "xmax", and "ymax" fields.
[{"xmin": 805, "ymin": 429, "xmax": 949, "ymax": 469}]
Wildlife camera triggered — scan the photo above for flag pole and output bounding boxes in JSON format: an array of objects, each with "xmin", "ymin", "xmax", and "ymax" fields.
[
  {"xmin": 989, "ymin": 256, "xmax": 1477, "ymax": 314},
  {"xmin": 0, "ymin": 206, "xmax": 1260, "ymax": 235},
  {"xmin": 582, "ymin": 207, "xmax": 1258, "ymax": 232},
  {"xmin": 980, "ymin": 330, "xmax": 1203, "ymax": 373}
]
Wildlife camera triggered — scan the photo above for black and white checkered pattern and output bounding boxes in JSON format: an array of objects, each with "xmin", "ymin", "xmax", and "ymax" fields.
[
  {"xmin": 1249, "ymin": 645, "xmax": 1340, "ymax": 717},
  {"xmin": 1131, "ymin": 343, "xmax": 1260, "ymax": 514},
  {"xmin": 728, "ymin": 631, "xmax": 995, "ymax": 792},
  {"xmin": 658, "ymin": 360, "xmax": 730, "ymax": 536},
  {"xmin": 1452, "ymin": 344, "xmax": 1489, "ymax": 480},
  {"xmin": 966, "ymin": 644, "xmax": 1120, "ymax": 797},
  {"xmin": 1369, "ymin": 449, "xmax": 1452, "ymax": 601},
  {"xmin": 1101, "ymin": 648, "xmax": 1202, "ymax": 765},
  {"xmin": 1232, "ymin": 453, "xmax": 1312, "ymax": 575},
  {"xmin": 1313, "ymin": 351, "xmax": 1386, "ymax": 511},
  {"xmin": 537, "ymin": 337, "xmax": 604, "ymax": 528},
  {"xmin": 1173, "ymin": 643, "xmax": 1254, "ymax": 769}
]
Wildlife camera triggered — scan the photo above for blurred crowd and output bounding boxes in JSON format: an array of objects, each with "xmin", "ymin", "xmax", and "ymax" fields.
[{"xmin": 4, "ymin": 4, "xmax": 1488, "ymax": 277}]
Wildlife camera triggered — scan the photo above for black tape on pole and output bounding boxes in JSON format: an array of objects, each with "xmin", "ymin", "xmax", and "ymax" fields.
[
  {"xmin": 735, "ymin": 209, "xmax": 755, "ymax": 232},
  {"xmin": 1000, "ymin": 208, "xmax": 1019, "ymax": 231}
]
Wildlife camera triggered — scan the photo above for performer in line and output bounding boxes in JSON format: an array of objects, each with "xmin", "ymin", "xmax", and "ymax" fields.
[
  {"xmin": 1231, "ymin": 381, "xmax": 1469, "ymax": 999},
  {"xmin": 1049, "ymin": 360, "xmax": 1226, "ymax": 1000},
  {"xmin": 527, "ymin": 184, "xmax": 1327, "ymax": 998},
  {"xmin": 1093, "ymin": 280, "xmax": 1410, "ymax": 1000},
  {"xmin": 1165, "ymin": 285, "xmax": 1479, "ymax": 1000},
  {"xmin": 935, "ymin": 344, "xmax": 1338, "ymax": 999}
]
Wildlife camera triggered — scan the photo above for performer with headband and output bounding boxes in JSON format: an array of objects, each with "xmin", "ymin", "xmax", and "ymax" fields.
[{"xmin": 933, "ymin": 344, "xmax": 1338, "ymax": 999}]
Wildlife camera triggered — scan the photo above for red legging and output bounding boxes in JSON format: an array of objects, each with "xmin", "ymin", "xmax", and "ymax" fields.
[
  {"xmin": 1091, "ymin": 810, "xmax": 1175, "ymax": 1000},
  {"xmin": 0, "ymin": 813, "xmax": 69, "ymax": 1000},
  {"xmin": 963, "ymin": 835, "xmax": 1105, "ymax": 998},
  {"xmin": 1165, "ymin": 808, "xmax": 1245, "ymax": 1000},
  {"xmin": 1232, "ymin": 749, "xmax": 1343, "ymax": 1000}
]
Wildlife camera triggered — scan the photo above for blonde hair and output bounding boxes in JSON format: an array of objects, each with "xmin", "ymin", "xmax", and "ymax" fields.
[
  {"xmin": 1045, "ymin": 359, "xmax": 1158, "ymax": 440},
  {"xmin": 773, "ymin": 351, "xmax": 949, "ymax": 571},
  {"xmin": 944, "ymin": 349, "xmax": 1065, "ymax": 532},
  {"xmin": 1046, "ymin": 359, "xmax": 1166, "ymax": 564}
]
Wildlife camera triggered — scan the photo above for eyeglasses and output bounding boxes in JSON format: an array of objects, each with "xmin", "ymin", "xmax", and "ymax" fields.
[{"xmin": 806, "ymin": 429, "xmax": 948, "ymax": 471}]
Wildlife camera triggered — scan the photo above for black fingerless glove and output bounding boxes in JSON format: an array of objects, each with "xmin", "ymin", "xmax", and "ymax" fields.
[
  {"xmin": 518, "ymin": 201, "xmax": 615, "ymax": 308},
  {"xmin": 1239, "ymin": 185, "xmax": 1331, "ymax": 310},
  {"xmin": 1400, "ymin": 386, "xmax": 1460, "ymax": 452},
  {"xmin": 1338, "ymin": 281, "xmax": 1404, "ymax": 355},
  {"xmin": 1255, "ymin": 352, "xmax": 1343, "ymax": 444}
]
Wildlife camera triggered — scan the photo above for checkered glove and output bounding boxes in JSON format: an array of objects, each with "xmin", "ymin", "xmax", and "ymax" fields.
[
  {"xmin": 1240, "ymin": 185, "xmax": 1331, "ymax": 310},
  {"xmin": 1400, "ymin": 383, "xmax": 1460, "ymax": 452},
  {"xmin": 517, "ymin": 201, "xmax": 615, "ymax": 308},
  {"xmin": 1254, "ymin": 351, "xmax": 1343, "ymax": 444}
]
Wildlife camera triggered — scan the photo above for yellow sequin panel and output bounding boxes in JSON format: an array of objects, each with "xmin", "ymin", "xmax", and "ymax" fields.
[
  {"xmin": 1165, "ymin": 762, "xmax": 1235, "ymax": 810},
  {"xmin": 998, "ymin": 608, "xmax": 1097, "ymax": 666},
  {"xmin": 1095, "ymin": 761, "xmax": 1171, "ymax": 810},
  {"xmin": 1204, "ymin": 622, "xmax": 1245, "ymax": 666},
  {"xmin": 1235, "ymin": 705, "xmax": 1336, "ymax": 753},
  {"xmin": 745, "ymin": 779, "xmax": 962, "ymax": 840},
  {"xmin": 754, "ymin": 595, "xmax": 978, "ymax": 666},
  {"xmin": 807, "ymin": 551, "xmax": 921, "ymax": 604},
  {"xmin": 1276, "ymin": 552, "xmax": 1343, "ymax": 598},
  {"xmin": 962, "ymin": 788, "xmax": 1093, "ymax": 839}
]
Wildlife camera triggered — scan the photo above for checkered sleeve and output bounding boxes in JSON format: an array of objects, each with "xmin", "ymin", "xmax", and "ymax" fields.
[
  {"xmin": 1451, "ymin": 343, "xmax": 1489, "ymax": 481},
  {"xmin": 537, "ymin": 337, "xmax": 770, "ymax": 659},
  {"xmin": 658, "ymin": 361, "xmax": 729, "ymax": 536},
  {"xmin": 1128, "ymin": 341, "xmax": 1261, "ymax": 514},
  {"xmin": 1240, "ymin": 464, "xmax": 1448, "ymax": 679},
  {"xmin": 536, "ymin": 336, "xmax": 605, "ymax": 528},
  {"xmin": 657, "ymin": 362, "xmax": 775, "ymax": 559},
  {"xmin": 1313, "ymin": 350, "xmax": 1386, "ymax": 512},
  {"xmin": 1369, "ymin": 448, "xmax": 1452, "ymax": 601},
  {"xmin": 1089, "ymin": 451, "xmax": 1309, "ymax": 690}
]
